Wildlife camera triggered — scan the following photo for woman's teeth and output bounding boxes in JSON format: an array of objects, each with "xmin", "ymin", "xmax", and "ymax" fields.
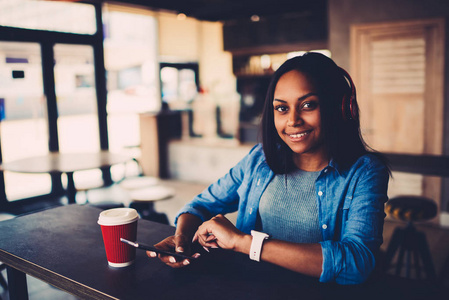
[{"xmin": 289, "ymin": 131, "xmax": 310, "ymax": 138}]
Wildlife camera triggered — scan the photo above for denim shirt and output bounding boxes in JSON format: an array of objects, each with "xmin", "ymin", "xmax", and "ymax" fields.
[{"xmin": 176, "ymin": 144, "xmax": 389, "ymax": 284}]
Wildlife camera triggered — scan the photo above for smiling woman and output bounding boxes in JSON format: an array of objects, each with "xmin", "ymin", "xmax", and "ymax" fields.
[{"xmin": 148, "ymin": 52, "xmax": 391, "ymax": 285}]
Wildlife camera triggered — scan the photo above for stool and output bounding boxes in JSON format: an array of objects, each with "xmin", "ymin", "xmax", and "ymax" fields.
[
  {"xmin": 80, "ymin": 185, "xmax": 125, "ymax": 210},
  {"xmin": 439, "ymin": 252, "xmax": 449, "ymax": 287},
  {"xmin": 383, "ymin": 195, "xmax": 437, "ymax": 280},
  {"xmin": 119, "ymin": 176, "xmax": 159, "ymax": 190},
  {"xmin": 128, "ymin": 185, "xmax": 174, "ymax": 225}
]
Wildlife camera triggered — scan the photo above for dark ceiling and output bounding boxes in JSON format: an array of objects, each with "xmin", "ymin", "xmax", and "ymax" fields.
[{"xmin": 114, "ymin": 0, "xmax": 327, "ymax": 22}]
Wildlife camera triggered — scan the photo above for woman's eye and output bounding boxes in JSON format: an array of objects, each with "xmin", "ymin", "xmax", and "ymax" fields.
[
  {"xmin": 302, "ymin": 101, "xmax": 318, "ymax": 110},
  {"xmin": 274, "ymin": 105, "xmax": 288, "ymax": 113}
]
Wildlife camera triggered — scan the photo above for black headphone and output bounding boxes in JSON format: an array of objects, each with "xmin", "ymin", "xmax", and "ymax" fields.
[{"xmin": 339, "ymin": 67, "xmax": 359, "ymax": 122}]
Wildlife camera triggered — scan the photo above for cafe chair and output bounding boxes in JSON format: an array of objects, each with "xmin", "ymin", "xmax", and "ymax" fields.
[
  {"xmin": 116, "ymin": 154, "xmax": 159, "ymax": 187},
  {"xmin": 0, "ymin": 212, "xmax": 16, "ymax": 290},
  {"xmin": 74, "ymin": 179, "xmax": 124, "ymax": 210},
  {"xmin": 121, "ymin": 183, "xmax": 174, "ymax": 225},
  {"xmin": 71, "ymin": 163, "xmax": 133, "ymax": 210},
  {"xmin": 0, "ymin": 262, "xmax": 6, "ymax": 290},
  {"xmin": 383, "ymin": 195, "xmax": 437, "ymax": 280},
  {"xmin": 75, "ymin": 176, "xmax": 105, "ymax": 203}
]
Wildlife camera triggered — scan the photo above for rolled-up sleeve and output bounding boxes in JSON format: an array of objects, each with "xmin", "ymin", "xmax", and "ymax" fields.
[{"xmin": 319, "ymin": 156, "xmax": 389, "ymax": 284}]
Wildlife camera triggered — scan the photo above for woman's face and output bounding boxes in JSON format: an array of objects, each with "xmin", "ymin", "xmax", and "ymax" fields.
[{"xmin": 273, "ymin": 70, "xmax": 327, "ymax": 169}]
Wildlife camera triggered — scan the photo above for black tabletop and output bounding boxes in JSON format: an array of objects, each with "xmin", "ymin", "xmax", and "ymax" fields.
[
  {"xmin": 0, "ymin": 205, "xmax": 445, "ymax": 300},
  {"xmin": 0, "ymin": 151, "xmax": 130, "ymax": 174}
]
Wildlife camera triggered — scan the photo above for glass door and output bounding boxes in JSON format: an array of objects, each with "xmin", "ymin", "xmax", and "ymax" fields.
[
  {"xmin": 0, "ymin": 0, "xmax": 108, "ymax": 206},
  {"xmin": 103, "ymin": 5, "xmax": 159, "ymax": 179},
  {"xmin": 54, "ymin": 43, "xmax": 102, "ymax": 188},
  {"xmin": 0, "ymin": 41, "xmax": 51, "ymax": 200},
  {"xmin": 55, "ymin": 44, "xmax": 99, "ymax": 153}
]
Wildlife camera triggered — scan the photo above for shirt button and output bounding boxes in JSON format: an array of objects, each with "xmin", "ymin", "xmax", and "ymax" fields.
[
  {"xmin": 324, "ymin": 169, "xmax": 328, "ymax": 173},
  {"xmin": 322, "ymin": 224, "xmax": 328, "ymax": 230},
  {"xmin": 318, "ymin": 191, "xmax": 323, "ymax": 196}
]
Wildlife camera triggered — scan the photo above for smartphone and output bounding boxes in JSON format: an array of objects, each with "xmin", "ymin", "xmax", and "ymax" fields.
[{"xmin": 120, "ymin": 238, "xmax": 197, "ymax": 260}]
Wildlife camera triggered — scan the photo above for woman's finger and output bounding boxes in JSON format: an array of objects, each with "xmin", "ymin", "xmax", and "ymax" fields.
[
  {"xmin": 173, "ymin": 234, "xmax": 190, "ymax": 254},
  {"xmin": 205, "ymin": 241, "xmax": 219, "ymax": 248},
  {"xmin": 206, "ymin": 234, "xmax": 216, "ymax": 242},
  {"xmin": 147, "ymin": 251, "xmax": 157, "ymax": 258},
  {"xmin": 149, "ymin": 235, "xmax": 197, "ymax": 268}
]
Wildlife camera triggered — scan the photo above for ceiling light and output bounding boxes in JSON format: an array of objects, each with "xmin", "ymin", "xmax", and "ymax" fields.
[{"xmin": 250, "ymin": 15, "xmax": 260, "ymax": 22}]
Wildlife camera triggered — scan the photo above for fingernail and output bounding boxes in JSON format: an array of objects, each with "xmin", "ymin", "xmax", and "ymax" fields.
[
  {"xmin": 203, "ymin": 246, "xmax": 210, "ymax": 253},
  {"xmin": 169, "ymin": 256, "xmax": 176, "ymax": 263},
  {"xmin": 211, "ymin": 246, "xmax": 219, "ymax": 249},
  {"xmin": 183, "ymin": 259, "xmax": 190, "ymax": 266},
  {"xmin": 193, "ymin": 253, "xmax": 201, "ymax": 258},
  {"xmin": 149, "ymin": 251, "xmax": 157, "ymax": 257},
  {"xmin": 176, "ymin": 247, "xmax": 184, "ymax": 253}
]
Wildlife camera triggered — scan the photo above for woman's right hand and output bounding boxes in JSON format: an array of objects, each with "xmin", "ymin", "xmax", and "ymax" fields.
[{"xmin": 146, "ymin": 234, "xmax": 200, "ymax": 268}]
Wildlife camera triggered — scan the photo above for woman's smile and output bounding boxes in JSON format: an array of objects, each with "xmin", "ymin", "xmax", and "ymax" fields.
[{"xmin": 285, "ymin": 129, "xmax": 312, "ymax": 140}]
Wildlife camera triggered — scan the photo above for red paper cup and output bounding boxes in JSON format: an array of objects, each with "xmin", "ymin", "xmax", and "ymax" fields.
[{"xmin": 98, "ymin": 208, "xmax": 139, "ymax": 267}]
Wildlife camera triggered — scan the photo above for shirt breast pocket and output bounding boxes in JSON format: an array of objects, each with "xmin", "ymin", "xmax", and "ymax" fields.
[
  {"xmin": 337, "ymin": 196, "xmax": 353, "ymax": 239},
  {"xmin": 341, "ymin": 197, "xmax": 353, "ymax": 218}
]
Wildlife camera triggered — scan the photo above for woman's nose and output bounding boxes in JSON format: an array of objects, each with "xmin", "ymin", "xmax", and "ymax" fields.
[{"xmin": 287, "ymin": 110, "xmax": 302, "ymax": 126}]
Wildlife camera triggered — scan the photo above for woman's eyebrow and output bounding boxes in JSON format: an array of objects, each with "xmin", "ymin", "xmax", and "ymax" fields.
[
  {"xmin": 273, "ymin": 92, "xmax": 318, "ymax": 103},
  {"xmin": 298, "ymin": 92, "xmax": 319, "ymax": 101}
]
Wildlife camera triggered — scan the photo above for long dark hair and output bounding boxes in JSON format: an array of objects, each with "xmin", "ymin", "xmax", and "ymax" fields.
[{"xmin": 261, "ymin": 52, "xmax": 385, "ymax": 174}]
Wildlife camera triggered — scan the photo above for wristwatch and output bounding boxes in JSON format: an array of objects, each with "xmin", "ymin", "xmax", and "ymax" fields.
[{"xmin": 250, "ymin": 230, "xmax": 270, "ymax": 262}]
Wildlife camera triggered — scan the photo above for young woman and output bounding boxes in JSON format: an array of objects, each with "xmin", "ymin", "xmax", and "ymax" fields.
[{"xmin": 147, "ymin": 52, "xmax": 390, "ymax": 285}]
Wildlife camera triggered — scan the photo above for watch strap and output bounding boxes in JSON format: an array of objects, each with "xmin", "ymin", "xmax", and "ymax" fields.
[{"xmin": 250, "ymin": 230, "xmax": 269, "ymax": 262}]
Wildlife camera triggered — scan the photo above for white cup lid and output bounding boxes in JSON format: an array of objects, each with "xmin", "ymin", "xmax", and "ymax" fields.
[{"xmin": 97, "ymin": 208, "xmax": 139, "ymax": 226}]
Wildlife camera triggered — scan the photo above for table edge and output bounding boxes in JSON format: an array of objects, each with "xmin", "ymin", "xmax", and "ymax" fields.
[{"xmin": 0, "ymin": 249, "xmax": 118, "ymax": 300}]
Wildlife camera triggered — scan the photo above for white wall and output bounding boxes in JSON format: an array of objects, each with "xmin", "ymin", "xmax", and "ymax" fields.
[
  {"xmin": 157, "ymin": 13, "xmax": 200, "ymax": 61},
  {"xmin": 157, "ymin": 12, "xmax": 235, "ymax": 94},
  {"xmin": 168, "ymin": 140, "xmax": 253, "ymax": 184}
]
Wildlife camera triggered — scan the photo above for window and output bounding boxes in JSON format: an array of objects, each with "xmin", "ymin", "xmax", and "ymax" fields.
[{"xmin": 0, "ymin": 0, "xmax": 96, "ymax": 34}]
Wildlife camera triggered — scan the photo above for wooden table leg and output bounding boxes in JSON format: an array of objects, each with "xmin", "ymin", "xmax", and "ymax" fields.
[{"xmin": 6, "ymin": 266, "xmax": 29, "ymax": 300}]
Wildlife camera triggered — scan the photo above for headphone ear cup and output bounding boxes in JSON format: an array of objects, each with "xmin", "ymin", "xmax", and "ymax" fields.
[
  {"xmin": 341, "ymin": 93, "xmax": 359, "ymax": 121},
  {"xmin": 349, "ymin": 94, "xmax": 359, "ymax": 121},
  {"xmin": 338, "ymin": 67, "xmax": 359, "ymax": 122}
]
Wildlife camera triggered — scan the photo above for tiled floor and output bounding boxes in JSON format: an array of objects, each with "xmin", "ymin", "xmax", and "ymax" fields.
[{"xmin": 1, "ymin": 179, "xmax": 449, "ymax": 299}]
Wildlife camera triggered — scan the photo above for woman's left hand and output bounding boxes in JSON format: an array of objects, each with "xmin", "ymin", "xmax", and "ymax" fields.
[{"xmin": 192, "ymin": 214, "xmax": 249, "ymax": 252}]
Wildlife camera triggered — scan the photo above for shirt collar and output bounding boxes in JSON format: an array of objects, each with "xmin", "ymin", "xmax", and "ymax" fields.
[{"xmin": 327, "ymin": 158, "xmax": 343, "ymax": 176}]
